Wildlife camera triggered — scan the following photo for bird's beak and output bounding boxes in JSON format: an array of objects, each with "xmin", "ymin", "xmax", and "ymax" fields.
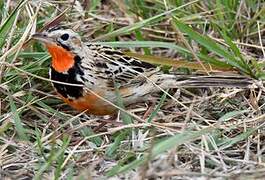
[{"xmin": 31, "ymin": 33, "xmax": 54, "ymax": 44}]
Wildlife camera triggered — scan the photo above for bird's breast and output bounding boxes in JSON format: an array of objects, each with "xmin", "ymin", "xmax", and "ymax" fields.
[
  {"xmin": 49, "ymin": 66, "xmax": 84, "ymax": 99},
  {"xmin": 49, "ymin": 66, "xmax": 117, "ymax": 115}
]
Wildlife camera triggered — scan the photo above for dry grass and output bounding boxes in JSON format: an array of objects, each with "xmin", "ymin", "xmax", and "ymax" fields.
[{"xmin": 1, "ymin": 0, "xmax": 265, "ymax": 179}]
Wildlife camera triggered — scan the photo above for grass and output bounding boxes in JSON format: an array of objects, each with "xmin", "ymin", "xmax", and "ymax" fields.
[{"xmin": 1, "ymin": 0, "xmax": 265, "ymax": 179}]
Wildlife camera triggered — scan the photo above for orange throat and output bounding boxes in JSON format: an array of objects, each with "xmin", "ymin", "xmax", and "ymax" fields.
[{"xmin": 47, "ymin": 44, "xmax": 75, "ymax": 72}]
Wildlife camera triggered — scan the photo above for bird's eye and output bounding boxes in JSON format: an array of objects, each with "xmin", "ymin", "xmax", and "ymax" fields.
[{"xmin": 60, "ymin": 33, "xmax": 69, "ymax": 41}]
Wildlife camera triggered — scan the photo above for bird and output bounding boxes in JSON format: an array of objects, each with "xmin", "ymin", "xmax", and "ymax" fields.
[{"xmin": 31, "ymin": 27, "xmax": 256, "ymax": 116}]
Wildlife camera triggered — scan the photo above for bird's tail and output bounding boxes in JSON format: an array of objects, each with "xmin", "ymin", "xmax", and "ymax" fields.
[
  {"xmin": 177, "ymin": 75, "xmax": 257, "ymax": 88},
  {"xmin": 155, "ymin": 74, "xmax": 258, "ymax": 89}
]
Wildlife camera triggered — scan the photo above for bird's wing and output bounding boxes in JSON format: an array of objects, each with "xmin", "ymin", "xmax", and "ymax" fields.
[{"xmin": 85, "ymin": 44, "xmax": 156, "ymax": 87}]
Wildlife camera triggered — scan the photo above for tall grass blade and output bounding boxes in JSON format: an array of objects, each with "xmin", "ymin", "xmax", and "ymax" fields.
[
  {"xmin": 107, "ymin": 127, "xmax": 213, "ymax": 176},
  {"xmin": 0, "ymin": 0, "xmax": 26, "ymax": 48},
  {"xmin": 173, "ymin": 17, "xmax": 252, "ymax": 75}
]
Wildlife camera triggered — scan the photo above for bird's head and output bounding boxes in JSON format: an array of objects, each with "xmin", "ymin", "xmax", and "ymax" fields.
[{"xmin": 32, "ymin": 27, "xmax": 82, "ymax": 73}]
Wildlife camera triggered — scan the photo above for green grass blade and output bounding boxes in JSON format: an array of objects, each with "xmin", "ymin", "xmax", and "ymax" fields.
[
  {"xmin": 8, "ymin": 94, "xmax": 29, "ymax": 141},
  {"xmin": 94, "ymin": 41, "xmax": 232, "ymax": 68},
  {"xmin": 105, "ymin": 131, "xmax": 129, "ymax": 157},
  {"xmin": 105, "ymin": 82, "xmax": 133, "ymax": 157},
  {"xmin": 107, "ymin": 127, "xmax": 214, "ymax": 176},
  {"xmin": 93, "ymin": 41, "xmax": 189, "ymax": 53},
  {"xmin": 80, "ymin": 127, "xmax": 103, "ymax": 146},
  {"xmin": 147, "ymin": 91, "xmax": 168, "ymax": 123},
  {"xmin": 93, "ymin": 0, "xmax": 198, "ymax": 41},
  {"xmin": 173, "ymin": 17, "xmax": 251, "ymax": 75},
  {"xmin": 220, "ymin": 31, "xmax": 253, "ymax": 76},
  {"xmin": 34, "ymin": 136, "xmax": 70, "ymax": 180},
  {"xmin": 114, "ymin": 82, "xmax": 133, "ymax": 125},
  {"xmin": 219, "ymin": 128, "xmax": 256, "ymax": 149},
  {"xmin": 150, "ymin": 128, "xmax": 213, "ymax": 157},
  {"xmin": 134, "ymin": 30, "xmax": 151, "ymax": 55},
  {"xmin": 0, "ymin": 0, "xmax": 26, "ymax": 48},
  {"xmin": 218, "ymin": 110, "xmax": 249, "ymax": 122},
  {"xmin": 18, "ymin": 52, "xmax": 49, "ymax": 59}
]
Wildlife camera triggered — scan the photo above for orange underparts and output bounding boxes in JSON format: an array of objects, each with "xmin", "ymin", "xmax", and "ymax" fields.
[
  {"xmin": 60, "ymin": 93, "xmax": 117, "ymax": 116},
  {"xmin": 47, "ymin": 44, "xmax": 75, "ymax": 72}
]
